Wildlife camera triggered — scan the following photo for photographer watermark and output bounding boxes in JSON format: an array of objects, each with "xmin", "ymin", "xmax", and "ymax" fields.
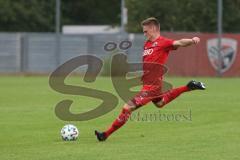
[
  {"xmin": 129, "ymin": 109, "xmax": 192, "ymax": 122},
  {"xmin": 49, "ymin": 40, "xmax": 173, "ymax": 121}
]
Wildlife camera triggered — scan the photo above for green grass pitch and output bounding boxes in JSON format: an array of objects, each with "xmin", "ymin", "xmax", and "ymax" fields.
[{"xmin": 0, "ymin": 76, "xmax": 239, "ymax": 160}]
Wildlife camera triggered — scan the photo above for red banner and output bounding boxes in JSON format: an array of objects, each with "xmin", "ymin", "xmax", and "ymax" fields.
[{"xmin": 161, "ymin": 32, "xmax": 240, "ymax": 77}]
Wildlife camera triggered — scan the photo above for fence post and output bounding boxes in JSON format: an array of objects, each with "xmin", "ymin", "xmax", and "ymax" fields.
[
  {"xmin": 20, "ymin": 33, "xmax": 28, "ymax": 73},
  {"xmin": 55, "ymin": 33, "xmax": 61, "ymax": 67}
]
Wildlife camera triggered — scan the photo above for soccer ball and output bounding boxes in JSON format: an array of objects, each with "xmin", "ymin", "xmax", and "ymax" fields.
[{"xmin": 60, "ymin": 124, "xmax": 79, "ymax": 141}]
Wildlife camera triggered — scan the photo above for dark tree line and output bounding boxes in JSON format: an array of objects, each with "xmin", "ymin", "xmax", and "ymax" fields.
[
  {"xmin": 0, "ymin": 0, "xmax": 239, "ymax": 33},
  {"xmin": 126, "ymin": 0, "xmax": 240, "ymax": 33},
  {"xmin": 0, "ymin": 0, "xmax": 120, "ymax": 32}
]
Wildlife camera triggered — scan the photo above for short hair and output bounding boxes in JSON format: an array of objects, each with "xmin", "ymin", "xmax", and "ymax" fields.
[{"xmin": 141, "ymin": 17, "xmax": 160, "ymax": 29}]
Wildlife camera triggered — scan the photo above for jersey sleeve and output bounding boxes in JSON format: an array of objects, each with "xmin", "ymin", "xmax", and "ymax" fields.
[{"xmin": 162, "ymin": 38, "xmax": 175, "ymax": 51}]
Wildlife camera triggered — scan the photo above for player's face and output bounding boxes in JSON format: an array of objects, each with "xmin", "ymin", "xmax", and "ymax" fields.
[{"xmin": 142, "ymin": 25, "xmax": 158, "ymax": 40}]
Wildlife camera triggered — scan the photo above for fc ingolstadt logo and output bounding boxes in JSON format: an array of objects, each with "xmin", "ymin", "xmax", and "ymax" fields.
[{"xmin": 207, "ymin": 38, "xmax": 237, "ymax": 73}]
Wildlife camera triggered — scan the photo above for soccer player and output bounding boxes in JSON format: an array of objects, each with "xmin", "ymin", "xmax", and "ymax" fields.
[{"xmin": 95, "ymin": 17, "xmax": 206, "ymax": 141}]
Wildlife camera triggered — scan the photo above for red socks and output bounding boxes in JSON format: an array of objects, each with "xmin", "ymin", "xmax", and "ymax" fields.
[
  {"xmin": 104, "ymin": 108, "xmax": 131, "ymax": 138},
  {"xmin": 103, "ymin": 86, "xmax": 190, "ymax": 138},
  {"xmin": 159, "ymin": 86, "xmax": 190, "ymax": 108}
]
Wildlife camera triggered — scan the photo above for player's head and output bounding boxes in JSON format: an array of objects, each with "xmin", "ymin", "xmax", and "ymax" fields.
[{"xmin": 141, "ymin": 17, "xmax": 160, "ymax": 40}]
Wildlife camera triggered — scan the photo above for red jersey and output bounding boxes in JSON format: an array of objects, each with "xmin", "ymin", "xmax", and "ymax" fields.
[{"xmin": 142, "ymin": 36, "xmax": 175, "ymax": 88}]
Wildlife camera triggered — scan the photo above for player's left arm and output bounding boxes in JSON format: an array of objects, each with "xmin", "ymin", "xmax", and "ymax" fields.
[{"xmin": 173, "ymin": 37, "xmax": 200, "ymax": 49}]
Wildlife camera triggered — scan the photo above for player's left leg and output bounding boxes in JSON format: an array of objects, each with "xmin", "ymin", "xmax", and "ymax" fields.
[
  {"xmin": 153, "ymin": 80, "xmax": 206, "ymax": 108},
  {"xmin": 95, "ymin": 90, "xmax": 153, "ymax": 141},
  {"xmin": 95, "ymin": 103, "xmax": 135, "ymax": 141}
]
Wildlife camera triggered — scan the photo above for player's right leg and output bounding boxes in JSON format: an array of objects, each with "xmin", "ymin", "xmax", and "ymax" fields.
[
  {"xmin": 186, "ymin": 80, "xmax": 206, "ymax": 90},
  {"xmin": 153, "ymin": 80, "xmax": 206, "ymax": 108}
]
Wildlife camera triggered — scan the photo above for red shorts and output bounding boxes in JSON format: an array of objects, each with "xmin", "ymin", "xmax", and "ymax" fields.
[{"xmin": 129, "ymin": 85, "xmax": 163, "ymax": 108}]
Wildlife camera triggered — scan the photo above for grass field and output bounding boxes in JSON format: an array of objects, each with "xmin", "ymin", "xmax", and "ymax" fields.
[{"xmin": 0, "ymin": 76, "xmax": 239, "ymax": 160}]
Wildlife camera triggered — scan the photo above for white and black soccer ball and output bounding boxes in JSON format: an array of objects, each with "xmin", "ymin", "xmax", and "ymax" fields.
[{"xmin": 60, "ymin": 124, "xmax": 79, "ymax": 141}]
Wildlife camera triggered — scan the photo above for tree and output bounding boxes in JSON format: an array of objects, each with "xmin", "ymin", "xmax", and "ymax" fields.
[
  {"xmin": 0, "ymin": 0, "xmax": 239, "ymax": 33},
  {"xmin": 61, "ymin": 0, "xmax": 120, "ymax": 26},
  {"xmin": 0, "ymin": 0, "xmax": 120, "ymax": 32},
  {"xmin": 0, "ymin": 0, "xmax": 55, "ymax": 32},
  {"xmin": 126, "ymin": 0, "xmax": 240, "ymax": 33}
]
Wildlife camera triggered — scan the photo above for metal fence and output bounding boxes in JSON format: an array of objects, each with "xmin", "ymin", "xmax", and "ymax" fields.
[{"xmin": 0, "ymin": 33, "xmax": 144, "ymax": 73}]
